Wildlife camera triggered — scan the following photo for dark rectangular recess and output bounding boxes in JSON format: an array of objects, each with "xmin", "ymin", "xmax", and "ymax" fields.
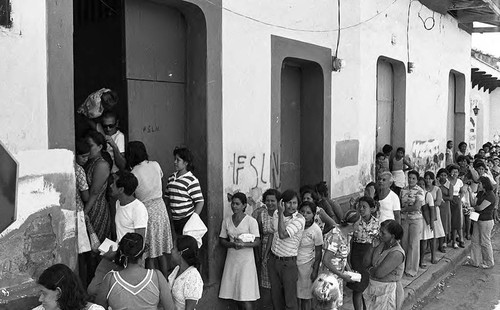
[{"xmin": 0, "ymin": 0, "xmax": 12, "ymax": 28}]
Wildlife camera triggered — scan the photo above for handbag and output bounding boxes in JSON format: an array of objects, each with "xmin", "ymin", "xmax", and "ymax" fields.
[
  {"xmin": 77, "ymin": 210, "xmax": 91, "ymax": 253},
  {"xmin": 85, "ymin": 215, "xmax": 101, "ymax": 252}
]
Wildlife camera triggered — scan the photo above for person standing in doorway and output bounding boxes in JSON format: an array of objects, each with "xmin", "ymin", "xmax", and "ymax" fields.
[
  {"xmin": 390, "ymin": 147, "xmax": 413, "ymax": 196},
  {"xmin": 101, "ymin": 111, "xmax": 126, "ymax": 173},
  {"xmin": 166, "ymin": 147, "xmax": 204, "ymax": 236},
  {"xmin": 382, "ymin": 144, "xmax": 393, "ymax": 172},
  {"xmin": 267, "ymin": 190, "xmax": 305, "ymax": 310},
  {"xmin": 445, "ymin": 140, "xmax": 454, "ymax": 167}
]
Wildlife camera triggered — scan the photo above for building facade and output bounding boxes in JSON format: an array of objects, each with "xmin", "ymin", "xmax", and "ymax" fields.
[{"xmin": 0, "ymin": 0, "xmax": 499, "ymax": 308}]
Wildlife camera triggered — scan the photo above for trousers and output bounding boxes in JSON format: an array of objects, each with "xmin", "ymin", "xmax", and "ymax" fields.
[
  {"xmin": 470, "ymin": 220, "xmax": 494, "ymax": 268},
  {"xmin": 401, "ymin": 213, "xmax": 423, "ymax": 276},
  {"xmin": 268, "ymin": 255, "xmax": 298, "ymax": 310}
]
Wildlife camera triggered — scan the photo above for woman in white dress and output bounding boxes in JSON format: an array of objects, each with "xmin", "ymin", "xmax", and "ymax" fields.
[{"xmin": 219, "ymin": 192, "xmax": 261, "ymax": 309}]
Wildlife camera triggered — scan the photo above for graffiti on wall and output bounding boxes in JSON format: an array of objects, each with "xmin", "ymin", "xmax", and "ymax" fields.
[
  {"xmin": 468, "ymin": 97, "xmax": 480, "ymax": 152},
  {"xmin": 411, "ymin": 139, "xmax": 444, "ymax": 175}
]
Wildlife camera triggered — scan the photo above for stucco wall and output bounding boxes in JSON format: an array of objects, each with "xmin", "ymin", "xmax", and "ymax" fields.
[
  {"xmin": 471, "ymin": 85, "xmax": 491, "ymax": 152},
  {"xmin": 0, "ymin": 149, "xmax": 76, "ymax": 307},
  {"xmin": 221, "ymin": 0, "xmax": 471, "ymax": 207},
  {"xmin": 0, "ymin": 0, "xmax": 48, "ymax": 153},
  {"xmin": 489, "ymin": 89, "xmax": 500, "ymax": 144}
]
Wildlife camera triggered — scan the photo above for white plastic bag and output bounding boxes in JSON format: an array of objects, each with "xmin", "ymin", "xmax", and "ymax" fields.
[
  {"xmin": 77, "ymin": 210, "xmax": 91, "ymax": 253},
  {"xmin": 182, "ymin": 213, "xmax": 207, "ymax": 248}
]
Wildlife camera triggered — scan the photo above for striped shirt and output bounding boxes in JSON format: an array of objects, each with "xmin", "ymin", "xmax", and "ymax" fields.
[
  {"xmin": 271, "ymin": 211, "xmax": 305, "ymax": 257},
  {"xmin": 166, "ymin": 171, "xmax": 204, "ymax": 221}
]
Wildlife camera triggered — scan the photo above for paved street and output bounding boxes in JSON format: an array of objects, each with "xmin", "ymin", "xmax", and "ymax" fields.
[{"xmin": 411, "ymin": 225, "xmax": 500, "ymax": 310}]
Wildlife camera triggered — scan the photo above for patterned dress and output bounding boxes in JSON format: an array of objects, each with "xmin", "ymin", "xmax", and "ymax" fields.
[
  {"xmin": 85, "ymin": 156, "xmax": 111, "ymax": 243},
  {"xmin": 320, "ymin": 227, "xmax": 350, "ymax": 308},
  {"xmin": 256, "ymin": 209, "xmax": 275, "ymax": 288}
]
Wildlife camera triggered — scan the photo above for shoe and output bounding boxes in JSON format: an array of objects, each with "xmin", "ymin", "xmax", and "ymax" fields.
[
  {"xmin": 462, "ymin": 259, "xmax": 479, "ymax": 268},
  {"xmin": 438, "ymin": 246, "xmax": 446, "ymax": 253},
  {"xmin": 458, "ymin": 241, "xmax": 465, "ymax": 248},
  {"xmin": 453, "ymin": 243, "xmax": 458, "ymax": 249},
  {"xmin": 419, "ymin": 263, "xmax": 427, "ymax": 268},
  {"xmin": 481, "ymin": 264, "xmax": 494, "ymax": 269},
  {"xmin": 431, "ymin": 258, "xmax": 438, "ymax": 264}
]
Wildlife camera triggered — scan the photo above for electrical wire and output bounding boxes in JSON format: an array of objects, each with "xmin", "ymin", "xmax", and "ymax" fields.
[
  {"xmin": 335, "ymin": 0, "xmax": 341, "ymax": 57},
  {"xmin": 418, "ymin": 7, "xmax": 435, "ymax": 30},
  {"xmin": 407, "ymin": 0, "xmax": 414, "ymax": 64},
  {"xmin": 202, "ymin": 0, "xmax": 399, "ymax": 33}
]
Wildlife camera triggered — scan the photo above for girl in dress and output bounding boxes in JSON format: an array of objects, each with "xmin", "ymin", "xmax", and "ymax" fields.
[
  {"xmin": 437, "ymin": 168, "xmax": 452, "ymax": 250},
  {"xmin": 418, "ymin": 177, "xmax": 437, "ymax": 266},
  {"xmin": 297, "ymin": 201, "xmax": 323, "ymax": 310},
  {"xmin": 320, "ymin": 210, "xmax": 361, "ymax": 309},
  {"xmin": 219, "ymin": 193, "xmax": 261, "ymax": 309},
  {"xmin": 423, "ymin": 172, "xmax": 446, "ymax": 254}
]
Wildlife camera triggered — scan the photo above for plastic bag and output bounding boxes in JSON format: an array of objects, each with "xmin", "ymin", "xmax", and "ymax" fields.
[
  {"xmin": 182, "ymin": 213, "xmax": 207, "ymax": 248},
  {"xmin": 77, "ymin": 88, "xmax": 110, "ymax": 119}
]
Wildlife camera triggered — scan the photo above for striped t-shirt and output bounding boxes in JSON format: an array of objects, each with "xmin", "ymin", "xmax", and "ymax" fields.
[
  {"xmin": 166, "ymin": 171, "xmax": 204, "ymax": 221},
  {"xmin": 271, "ymin": 211, "xmax": 305, "ymax": 257}
]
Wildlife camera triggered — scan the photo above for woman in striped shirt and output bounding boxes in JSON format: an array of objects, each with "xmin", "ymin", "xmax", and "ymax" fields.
[{"xmin": 166, "ymin": 147, "xmax": 205, "ymax": 236}]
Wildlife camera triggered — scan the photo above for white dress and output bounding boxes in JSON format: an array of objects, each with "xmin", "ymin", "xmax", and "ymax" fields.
[
  {"xmin": 168, "ymin": 265, "xmax": 204, "ymax": 310},
  {"xmin": 219, "ymin": 214, "xmax": 260, "ymax": 301}
]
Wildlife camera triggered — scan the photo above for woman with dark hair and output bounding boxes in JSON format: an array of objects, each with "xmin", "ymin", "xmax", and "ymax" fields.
[
  {"xmin": 302, "ymin": 187, "xmax": 336, "ymax": 232},
  {"xmin": 437, "ymin": 168, "xmax": 452, "ymax": 249},
  {"xmin": 363, "ymin": 220, "xmax": 405, "ymax": 310},
  {"xmin": 422, "ymin": 172, "xmax": 446, "ymax": 258},
  {"xmin": 399, "ymin": 170, "xmax": 424, "ymax": 277},
  {"xmin": 320, "ymin": 210, "xmax": 361, "ymax": 309},
  {"xmin": 166, "ymin": 147, "xmax": 205, "ymax": 235},
  {"xmin": 219, "ymin": 192, "xmax": 261, "ymax": 309},
  {"xmin": 169, "ymin": 235, "xmax": 204, "ymax": 310},
  {"xmin": 315, "ymin": 181, "xmax": 344, "ymax": 232},
  {"xmin": 297, "ymin": 201, "xmax": 323, "ymax": 310},
  {"xmin": 447, "ymin": 164, "xmax": 465, "ymax": 249},
  {"xmin": 463, "ymin": 176, "xmax": 496, "ymax": 269},
  {"xmin": 348, "ymin": 197, "xmax": 380, "ymax": 310},
  {"xmin": 95, "ymin": 233, "xmax": 174, "ymax": 309},
  {"xmin": 252, "ymin": 188, "xmax": 280, "ymax": 291},
  {"xmin": 128, "ymin": 141, "xmax": 173, "ymax": 277},
  {"xmin": 83, "ymin": 130, "xmax": 112, "ymax": 284},
  {"xmin": 33, "ymin": 264, "xmax": 104, "ymax": 310}
]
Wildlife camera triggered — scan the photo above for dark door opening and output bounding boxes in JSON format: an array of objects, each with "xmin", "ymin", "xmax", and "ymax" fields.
[{"xmin": 279, "ymin": 59, "xmax": 324, "ymax": 190}]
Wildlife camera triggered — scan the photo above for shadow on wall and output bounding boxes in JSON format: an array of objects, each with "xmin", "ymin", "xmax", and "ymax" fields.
[{"xmin": 411, "ymin": 139, "xmax": 444, "ymax": 176}]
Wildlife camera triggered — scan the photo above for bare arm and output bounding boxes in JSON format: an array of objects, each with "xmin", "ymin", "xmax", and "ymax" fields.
[
  {"xmin": 185, "ymin": 300, "xmax": 198, "ymax": 310},
  {"xmin": 369, "ymin": 251, "xmax": 404, "ymax": 279},
  {"xmin": 393, "ymin": 211, "xmax": 401, "ymax": 224},
  {"xmin": 311, "ymin": 245, "xmax": 322, "ymax": 281},
  {"xmin": 331, "ymin": 200, "xmax": 344, "ymax": 224},
  {"xmin": 134, "ymin": 228, "xmax": 146, "ymax": 240},
  {"xmin": 156, "ymin": 270, "xmax": 175, "ymax": 310},
  {"xmin": 318, "ymin": 208, "xmax": 337, "ymax": 228},
  {"xmin": 322, "ymin": 250, "xmax": 353, "ymax": 282},
  {"xmin": 220, "ymin": 237, "xmax": 235, "ymax": 249},
  {"xmin": 95, "ymin": 272, "xmax": 112, "ymax": 308},
  {"xmin": 276, "ymin": 201, "xmax": 290, "ymax": 239},
  {"xmin": 84, "ymin": 161, "xmax": 110, "ymax": 213},
  {"xmin": 403, "ymin": 157, "xmax": 413, "ymax": 171},
  {"xmin": 80, "ymin": 189, "xmax": 90, "ymax": 203},
  {"xmin": 194, "ymin": 201, "xmax": 204, "ymax": 215}
]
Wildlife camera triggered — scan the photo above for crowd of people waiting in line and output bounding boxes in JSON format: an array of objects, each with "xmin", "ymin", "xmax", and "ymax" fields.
[{"xmin": 32, "ymin": 88, "xmax": 496, "ymax": 310}]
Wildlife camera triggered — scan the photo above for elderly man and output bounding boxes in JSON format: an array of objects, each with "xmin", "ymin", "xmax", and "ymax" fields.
[{"xmin": 377, "ymin": 171, "xmax": 401, "ymax": 224}]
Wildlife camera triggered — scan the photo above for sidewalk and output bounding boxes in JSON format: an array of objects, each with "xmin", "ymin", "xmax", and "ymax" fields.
[{"xmin": 340, "ymin": 240, "xmax": 472, "ymax": 310}]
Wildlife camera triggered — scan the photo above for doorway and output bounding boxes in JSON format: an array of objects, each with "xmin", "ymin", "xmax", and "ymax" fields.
[
  {"xmin": 376, "ymin": 57, "xmax": 406, "ymax": 152},
  {"xmin": 279, "ymin": 58, "xmax": 324, "ymax": 191},
  {"xmin": 448, "ymin": 71, "xmax": 466, "ymax": 146}
]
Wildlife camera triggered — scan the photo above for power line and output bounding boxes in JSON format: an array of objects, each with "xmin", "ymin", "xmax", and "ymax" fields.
[{"xmin": 202, "ymin": 0, "xmax": 400, "ymax": 33}]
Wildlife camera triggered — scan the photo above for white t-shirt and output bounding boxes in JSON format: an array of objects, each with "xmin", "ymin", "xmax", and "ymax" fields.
[
  {"xmin": 452, "ymin": 179, "xmax": 464, "ymax": 196},
  {"xmin": 131, "ymin": 160, "xmax": 163, "ymax": 202},
  {"xmin": 115, "ymin": 199, "xmax": 148, "ymax": 242},
  {"xmin": 107, "ymin": 130, "xmax": 125, "ymax": 173},
  {"xmin": 297, "ymin": 223, "xmax": 323, "ymax": 265},
  {"xmin": 378, "ymin": 190, "xmax": 401, "ymax": 223}
]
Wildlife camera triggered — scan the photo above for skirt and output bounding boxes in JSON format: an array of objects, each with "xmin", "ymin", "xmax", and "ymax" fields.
[
  {"xmin": 363, "ymin": 279, "xmax": 403, "ymax": 310},
  {"xmin": 297, "ymin": 260, "xmax": 315, "ymax": 299},
  {"xmin": 346, "ymin": 242, "xmax": 371, "ymax": 292},
  {"xmin": 144, "ymin": 198, "xmax": 173, "ymax": 257},
  {"xmin": 440, "ymin": 201, "xmax": 451, "ymax": 234},
  {"xmin": 450, "ymin": 196, "xmax": 463, "ymax": 231},
  {"xmin": 392, "ymin": 170, "xmax": 406, "ymax": 188}
]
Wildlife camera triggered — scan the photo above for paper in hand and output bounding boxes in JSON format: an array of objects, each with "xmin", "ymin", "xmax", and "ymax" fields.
[{"xmin": 98, "ymin": 238, "xmax": 118, "ymax": 255}]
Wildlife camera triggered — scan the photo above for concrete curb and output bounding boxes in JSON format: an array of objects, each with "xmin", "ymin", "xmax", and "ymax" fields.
[{"xmin": 402, "ymin": 241, "xmax": 472, "ymax": 310}]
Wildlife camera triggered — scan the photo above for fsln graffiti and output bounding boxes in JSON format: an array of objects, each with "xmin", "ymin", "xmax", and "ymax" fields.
[{"xmin": 231, "ymin": 153, "xmax": 268, "ymax": 188}]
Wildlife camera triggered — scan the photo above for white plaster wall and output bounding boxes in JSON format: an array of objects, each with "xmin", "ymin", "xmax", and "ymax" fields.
[
  {"xmin": 490, "ymin": 89, "xmax": 500, "ymax": 144},
  {"xmin": 472, "ymin": 85, "xmax": 491, "ymax": 151},
  {"xmin": 221, "ymin": 0, "xmax": 471, "ymax": 209},
  {"xmin": 0, "ymin": 0, "xmax": 48, "ymax": 153}
]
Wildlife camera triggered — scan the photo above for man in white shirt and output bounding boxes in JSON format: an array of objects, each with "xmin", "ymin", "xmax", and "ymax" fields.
[
  {"xmin": 110, "ymin": 171, "xmax": 148, "ymax": 242},
  {"xmin": 101, "ymin": 111, "xmax": 126, "ymax": 172}
]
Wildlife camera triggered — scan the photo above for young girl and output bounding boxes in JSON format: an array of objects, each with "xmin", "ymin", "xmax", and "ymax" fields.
[
  {"xmin": 301, "ymin": 187, "xmax": 336, "ymax": 232},
  {"xmin": 219, "ymin": 193, "xmax": 261, "ymax": 310},
  {"xmin": 423, "ymin": 172, "xmax": 446, "ymax": 254},
  {"xmin": 297, "ymin": 202, "xmax": 323, "ymax": 310},
  {"xmin": 447, "ymin": 164, "xmax": 465, "ymax": 249},
  {"xmin": 418, "ymin": 177, "xmax": 437, "ymax": 266},
  {"xmin": 461, "ymin": 175, "xmax": 474, "ymax": 240},
  {"xmin": 348, "ymin": 196, "xmax": 380, "ymax": 310},
  {"xmin": 390, "ymin": 147, "xmax": 413, "ymax": 196},
  {"xmin": 437, "ymin": 168, "xmax": 452, "ymax": 250}
]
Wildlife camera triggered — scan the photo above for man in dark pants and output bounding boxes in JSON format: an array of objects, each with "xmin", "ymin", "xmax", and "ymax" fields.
[{"xmin": 267, "ymin": 190, "xmax": 305, "ymax": 310}]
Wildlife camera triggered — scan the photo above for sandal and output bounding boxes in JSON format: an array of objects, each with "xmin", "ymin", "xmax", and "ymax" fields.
[
  {"xmin": 431, "ymin": 258, "xmax": 438, "ymax": 264},
  {"xmin": 458, "ymin": 241, "xmax": 465, "ymax": 248},
  {"xmin": 419, "ymin": 263, "xmax": 427, "ymax": 268},
  {"xmin": 438, "ymin": 246, "xmax": 446, "ymax": 253},
  {"xmin": 453, "ymin": 243, "xmax": 459, "ymax": 249},
  {"xmin": 462, "ymin": 260, "xmax": 478, "ymax": 268}
]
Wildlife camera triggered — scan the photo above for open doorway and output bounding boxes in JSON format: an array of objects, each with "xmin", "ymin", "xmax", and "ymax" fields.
[
  {"xmin": 73, "ymin": 0, "xmax": 209, "ymax": 275},
  {"xmin": 448, "ymin": 70, "xmax": 466, "ymax": 147},
  {"xmin": 376, "ymin": 57, "xmax": 406, "ymax": 152},
  {"xmin": 279, "ymin": 58, "xmax": 324, "ymax": 191}
]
